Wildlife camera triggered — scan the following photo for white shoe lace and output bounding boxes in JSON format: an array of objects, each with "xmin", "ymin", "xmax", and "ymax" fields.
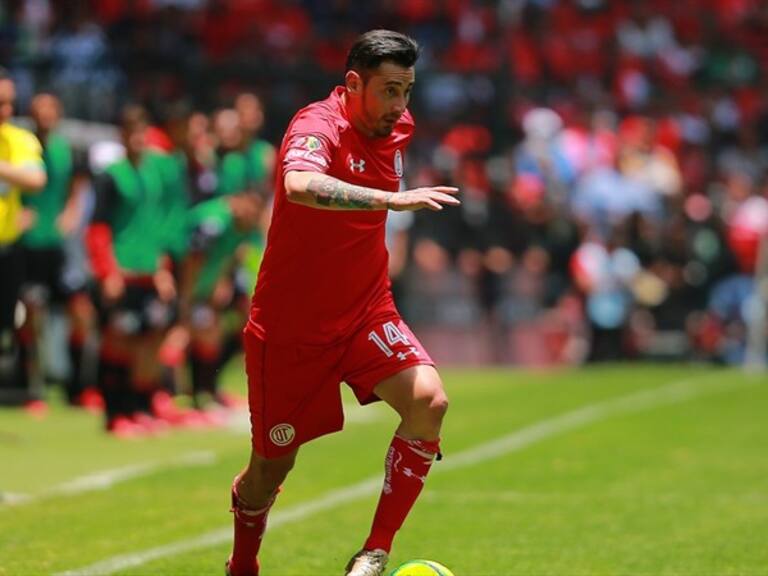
[{"xmin": 344, "ymin": 549, "xmax": 389, "ymax": 576}]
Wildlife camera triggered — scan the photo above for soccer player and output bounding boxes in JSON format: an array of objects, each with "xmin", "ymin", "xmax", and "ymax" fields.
[
  {"xmin": 20, "ymin": 93, "xmax": 97, "ymax": 408},
  {"xmin": 233, "ymin": 91, "xmax": 275, "ymax": 320},
  {"xmin": 0, "ymin": 68, "xmax": 47, "ymax": 405},
  {"xmin": 85, "ymin": 105, "xmax": 177, "ymax": 436},
  {"xmin": 180, "ymin": 108, "xmax": 264, "ymax": 408},
  {"xmin": 227, "ymin": 30, "xmax": 460, "ymax": 576},
  {"xmin": 234, "ymin": 92, "xmax": 275, "ymax": 199}
]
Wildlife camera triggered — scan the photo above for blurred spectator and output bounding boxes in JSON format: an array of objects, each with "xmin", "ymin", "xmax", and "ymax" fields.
[
  {"xmin": 617, "ymin": 116, "xmax": 682, "ymax": 199},
  {"xmin": 0, "ymin": 67, "xmax": 46, "ymax": 405},
  {"xmin": 0, "ymin": 1, "xmax": 765, "ymax": 368},
  {"xmin": 85, "ymin": 105, "xmax": 178, "ymax": 435},
  {"xmin": 19, "ymin": 93, "xmax": 99, "ymax": 409},
  {"xmin": 616, "ymin": 1, "xmax": 677, "ymax": 61},
  {"xmin": 571, "ymin": 230, "xmax": 641, "ymax": 361},
  {"xmin": 571, "ymin": 153, "xmax": 661, "ymax": 240},
  {"xmin": 48, "ymin": 1, "xmax": 123, "ymax": 121}
]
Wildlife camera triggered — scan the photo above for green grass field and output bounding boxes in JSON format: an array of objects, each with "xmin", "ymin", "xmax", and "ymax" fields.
[{"xmin": 1, "ymin": 363, "xmax": 767, "ymax": 576}]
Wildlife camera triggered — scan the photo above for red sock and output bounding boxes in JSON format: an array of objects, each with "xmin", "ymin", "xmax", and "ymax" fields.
[
  {"xmin": 364, "ymin": 435, "xmax": 441, "ymax": 553},
  {"xmin": 228, "ymin": 482, "xmax": 276, "ymax": 576}
]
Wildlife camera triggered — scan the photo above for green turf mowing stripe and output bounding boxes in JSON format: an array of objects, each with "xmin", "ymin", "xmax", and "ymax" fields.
[
  {"xmin": 2, "ymin": 451, "xmax": 216, "ymax": 508},
  {"xmin": 54, "ymin": 374, "xmax": 756, "ymax": 576}
]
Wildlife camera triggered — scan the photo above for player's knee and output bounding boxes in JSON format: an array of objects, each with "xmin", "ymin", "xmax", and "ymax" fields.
[
  {"xmin": 409, "ymin": 379, "xmax": 449, "ymax": 428},
  {"xmin": 423, "ymin": 387, "xmax": 449, "ymax": 424}
]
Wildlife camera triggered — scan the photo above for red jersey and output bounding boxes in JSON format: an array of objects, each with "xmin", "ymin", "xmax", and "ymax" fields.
[{"xmin": 250, "ymin": 86, "xmax": 415, "ymax": 345}]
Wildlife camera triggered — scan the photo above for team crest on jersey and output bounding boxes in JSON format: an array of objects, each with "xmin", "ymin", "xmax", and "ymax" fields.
[
  {"xmin": 394, "ymin": 149, "xmax": 403, "ymax": 178},
  {"xmin": 269, "ymin": 423, "xmax": 296, "ymax": 446},
  {"xmin": 304, "ymin": 135, "xmax": 321, "ymax": 152}
]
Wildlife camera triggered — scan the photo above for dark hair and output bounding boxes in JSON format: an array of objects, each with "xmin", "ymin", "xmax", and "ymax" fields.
[
  {"xmin": 0, "ymin": 67, "xmax": 10, "ymax": 81},
  {"xmin": 120, "ymin": 104, "xmax": 149, "ymax": 131},
  {"xmin": 345, "ymin": 30, "xmax": 419, "ymax": 74},
  {"xmin": 162, "ymin": 100, "xmax": 193, "ymax": 125}
]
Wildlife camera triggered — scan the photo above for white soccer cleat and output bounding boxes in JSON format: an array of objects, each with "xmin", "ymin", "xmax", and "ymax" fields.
[{"xmin": 344, "ymin": 548, "xmax": 389, "ymax": 576}]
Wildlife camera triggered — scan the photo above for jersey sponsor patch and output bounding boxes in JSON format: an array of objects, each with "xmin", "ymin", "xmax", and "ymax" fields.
[
  {"xmin": 285, "ymin": 147, "xmax": 329, "ymax": 167},
  {"xmin": 394, "ymin": 149, "xmax": 403, "ymax": 178},
  {"xmin": 304, "ymin": 135, "xmax": 321, "ymax": 152},
  {"xmin": 284, "ymin": 134, "xmax": 329, "ymax": 170}
]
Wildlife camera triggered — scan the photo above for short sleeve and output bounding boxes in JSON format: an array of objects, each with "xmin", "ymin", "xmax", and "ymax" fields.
[
  {"xmin": 282, "ymin": 111, "xmax": 338, "ymax": 174},
  {"xmin": 13, "ymin": 130, "xmax": 44, "ymax": 170}
]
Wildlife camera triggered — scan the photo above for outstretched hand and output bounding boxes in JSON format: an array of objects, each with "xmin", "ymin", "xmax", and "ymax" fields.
[{"xmin": 388, "ymin": 186, "xmax": 460, "ymax": 212}]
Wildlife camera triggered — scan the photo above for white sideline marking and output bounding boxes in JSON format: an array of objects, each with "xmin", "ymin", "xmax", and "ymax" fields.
[
  {"xmin": 0, "ymin": 492, "xmax": 32, "ymax": 505},
  {"xmin": 55, "ymin": 376, "xmax": 753, "ymax": 576},
  {"xmin": 2, "ymin": 451, "xmax": 216, "ymax": 508}
]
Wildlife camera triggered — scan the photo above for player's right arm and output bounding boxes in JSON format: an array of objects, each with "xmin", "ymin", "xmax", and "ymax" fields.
[{"xmin": 284, "ymin": 170, "xmax": 460, "ymax": 212}]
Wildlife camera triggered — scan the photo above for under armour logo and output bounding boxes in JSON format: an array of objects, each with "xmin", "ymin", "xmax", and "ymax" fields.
[
  {"xmin": 397, "ymin": 347, "xmax": 420, "ymax": 361},
  {"xmin": 349, "ymin": 157, "xmax": 366, "ymax": 173}
]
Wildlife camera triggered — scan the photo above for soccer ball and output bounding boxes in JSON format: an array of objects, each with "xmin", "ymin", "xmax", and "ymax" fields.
[{"xmin": 389, "ymin": 559, "xmax": 455, "ymax": 575}]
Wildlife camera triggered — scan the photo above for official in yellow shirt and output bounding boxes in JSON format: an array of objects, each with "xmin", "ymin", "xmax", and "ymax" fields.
[{"xmin": 0, "ymin": 67, "xmax": 47, "ymax": 403}]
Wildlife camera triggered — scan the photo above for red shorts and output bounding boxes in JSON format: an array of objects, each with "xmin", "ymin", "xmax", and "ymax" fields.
[{"xmin": 243, "ymin": 312, "xmax": 433, "ymax": 458}]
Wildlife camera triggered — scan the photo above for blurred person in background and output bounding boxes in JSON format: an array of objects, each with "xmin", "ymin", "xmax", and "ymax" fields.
[
  {"xmin": 141, "ymin": 102, "xmax": 197, "ymax": 415},
  {"xmin": 234, "ymin": 91, "xmax": 275, "ymax": 289},
  {"xmin": 85, "ymin": 105, "xmax": 177, "ymax": 436},
  {"xmin": 385, "ymin": 203, "xmax": 414, "ymax": 307},
  {"xmin": 231, "ymin": 93, "xmax": 276, "ymax": 374},
  {"xmin": 178, "ymin": 106, "xmax": 265, "ymax": 409},
  {"xmin": 155, "ymin": 103, "xmax": 210, "ymax": 394},
  {"xmin": 514, "ymin": 107, "xmax": 576, "ymax": 208},
  {"xmin": 165, "ymin": 106, "xmax": 254, "ymax": 410},
  {"xmin": 0, "ymin": 0, "xmax": 763, "ymax": 375},
  {"xmin": 704, "ymin": 192, "xmax": 768, "ymax": 364},
  {"xmin": 570, "ymin": 223, "xmax": 642, "ymax": 362},
  {"xmin": 235, "ymin": 91, "xmax": 275, "ymax": 199},
  {"xmin": 48, "ymin": 0, "xmax": 123, "ymax": 122},
  {"xmin": 19, "ymin": 92, "xmax": 99, "ymax": 410},
  {"xmin": 0, "ymin": 67, "xmax": 46, "ymax": 406},
  {"xmin": 617, "ymin": 115, "xmax": 682, "ymax": 201},
  {"xmin": 571, "ymin": 137, "xmax": 662, "ymax": 242}
]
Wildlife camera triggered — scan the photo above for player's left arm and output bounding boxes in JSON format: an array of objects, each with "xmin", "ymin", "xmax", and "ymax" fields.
[
  {"xmin": 285, "ymin": 170, "xmax": 459, "ymax": 212},
  {"xmin": 285, "ymin": 170, "xmax": 391, "ymax": 210},
  {"xmin": 58, "ymin": 149, "xmax": 86, "ymax": 235}
]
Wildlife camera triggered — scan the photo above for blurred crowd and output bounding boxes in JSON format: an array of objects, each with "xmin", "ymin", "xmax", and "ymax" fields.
[
  {"xmin": 1, "ymin": 0, "xmax": 768, "ymax": 432},
  {"xmin": 0, "ymin": 82, "xmax": 273, "ymax": 437}
]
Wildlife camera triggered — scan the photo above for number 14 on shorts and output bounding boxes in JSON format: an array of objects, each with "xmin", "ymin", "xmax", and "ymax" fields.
[{"xmin": 368, "ymin": 321, "xmax": 421, "ymax": 361}]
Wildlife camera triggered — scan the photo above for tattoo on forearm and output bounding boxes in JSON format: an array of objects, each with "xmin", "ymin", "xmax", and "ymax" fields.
[{"xmin": 307, "ymin": 177, "xmax": 377, "ymax": 209}]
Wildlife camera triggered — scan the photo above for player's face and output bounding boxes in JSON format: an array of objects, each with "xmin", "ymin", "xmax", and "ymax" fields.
[
  {"xmin": 350, "ymin": 62, "xmax": 415, "ymax": 138},
  {"xmin": 236, "ymin": 94, "xmax": 264, "ymax": 135},
  {"xmin": 214, "ymin": 109, "xmax": 243, "ymax": 151},
  {"xmin": 122, "ymin": 123, "xmax": 147, "ymax": 157},
  {"xmin": 30, "ymin": 95, "xmax": 61, "ymax": 132},
  {"xmin": 187, "ymin": 112, "xmax": 213, "ymax": 156},
  {"xmin": 0, "ymin": 80, "xmax": 16, "ymax": 125}
]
